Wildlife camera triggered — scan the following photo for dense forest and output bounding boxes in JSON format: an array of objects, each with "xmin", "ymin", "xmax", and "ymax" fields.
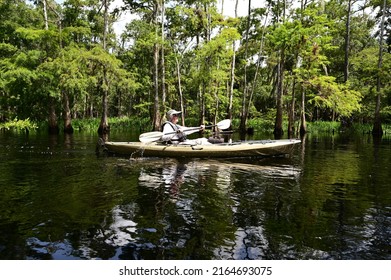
[{"xmin": 0, "ymin": 0, "xmax": 390, "ymax": 137}]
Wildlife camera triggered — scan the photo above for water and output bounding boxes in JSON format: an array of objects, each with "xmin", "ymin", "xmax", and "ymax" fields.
[{"xmin": 0, "ymin": 130, "xmax": 390, "ymax": 260}]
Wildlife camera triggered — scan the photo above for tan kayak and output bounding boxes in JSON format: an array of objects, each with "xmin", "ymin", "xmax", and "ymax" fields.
[{"xmin": 102, "ymin": 139, "xmax": 301, "ymax": 158}]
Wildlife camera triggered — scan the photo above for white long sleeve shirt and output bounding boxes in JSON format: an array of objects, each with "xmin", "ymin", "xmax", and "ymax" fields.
[
  {"xmin": 161, "ymin": 122, "xmax": 186, "ymax": 143},
  {"xmin": 161, "ymin": 122, "xmax": 203, "ymax": 143}
]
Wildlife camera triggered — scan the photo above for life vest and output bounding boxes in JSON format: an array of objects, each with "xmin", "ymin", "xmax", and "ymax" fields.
[{"xmin": 161, "ymin": 122, "xmax": 186, "ymax": 143}]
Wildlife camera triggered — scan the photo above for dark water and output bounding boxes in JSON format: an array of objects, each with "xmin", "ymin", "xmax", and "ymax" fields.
[{"xmin": 0, "ymin": 130, "xmax": 390, "ymax": 260}]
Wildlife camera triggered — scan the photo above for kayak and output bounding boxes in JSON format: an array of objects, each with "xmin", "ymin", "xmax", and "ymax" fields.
[
  {"xmin": 101, "ymin": 139, "xmax": 301, "ymax": 158},
  {"xmin": 102, "ymin": 139, "xmax": 301, "ymax": 158}
]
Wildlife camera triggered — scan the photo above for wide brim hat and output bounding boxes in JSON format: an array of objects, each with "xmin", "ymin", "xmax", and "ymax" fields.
[{"xmin": 166, "ymin": 109, "xmax": 182, "ymax": 120}]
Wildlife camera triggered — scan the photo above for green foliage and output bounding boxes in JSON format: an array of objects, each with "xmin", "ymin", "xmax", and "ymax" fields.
[
  {"xmin": 190, "ymin": 26, "xmax": 240, "ymax": 119},
  {"xmin": 1, "ymin": 0, "xmax": 391, "ymax": 134},
  {"xmin": 351, "ymin": 47, "xmax": 391, "ymax": 88},
  {"xmin": 0, "ymin": 43, "xmax": 18, "ymax": 57},
  {"xmin": 0, "ymin": 118, "xmax": 37, "ymax": 131},
  {"xmin": 247, "ymin": 117, "xmax": 275, "ymax": 133},
  {"xmin": 57, "ymin": 116, "xmax": 150, "ymax": 132},
  {"xmin": 307, "ymin": 76, "xmax": 362, "ymax": 118},
  {"xmin": 306, "ymin": 121, "xmax": 341, "ymax": 134}
]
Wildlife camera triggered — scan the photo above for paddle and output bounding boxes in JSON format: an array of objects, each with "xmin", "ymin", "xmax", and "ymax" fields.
[{"xmin": 139, "ymin": 119, "xmax": 231, "ymax": 143}]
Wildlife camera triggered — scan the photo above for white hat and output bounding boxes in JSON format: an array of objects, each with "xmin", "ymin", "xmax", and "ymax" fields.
[{"xmin": 166, "ymin": 109, "xmax": 182, "ymax": 120}]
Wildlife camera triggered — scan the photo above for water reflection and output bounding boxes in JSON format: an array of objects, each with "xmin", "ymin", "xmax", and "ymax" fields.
[
  {"xmin": 1, "ymin": 132, "xmax": 390, "ymax": 260},
  {"xmin": 93, "ymin": 158, "xmax": 303, "ymax": 260}
]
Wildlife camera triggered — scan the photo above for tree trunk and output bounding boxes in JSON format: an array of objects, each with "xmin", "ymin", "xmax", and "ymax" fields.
[
  {"xmin": 62, "ymin": 90, "xmax": 73, "ymax": 134},
  {"xmin": 227, "ymin": 48, "xmax": 235, "ymax": 121},
  {"xmin": 98, "ymin": 0, "xmax": 110, "ymax": 135},
  {"xmin": 204, "ymin": 3, "xmax": 211, "ymax": 42},
  {"xmin": 274, "ymin": 49, "xmax": 284, "ymax": 139},
  {"xmin": 288, "ymin": 79, "xmax": 296, "ymax": 138},
  {"xmin": 372, "ymin": 0, "xmax": 386, "ymax": 137},
  {"xmin": 48, "ymin": 97, "xmax": 59, "ymax": 134},
  {"xmin": 89, "ymin": 95, "xmax": 94, "ymax": 118},
  {"xmin": 103, "ymin": 0, "xmax": 108, "ymax": 50},
  {"xmin": 274, "ymin": 0, "xmax": 287, "ymax": 139},
  {"xmin": 160, "ymin": 1, "xmax": 166, "ymax": 117},
  {"xmin": 43, "ymin": 0, "xmax": 59, "ymax": 134},
  {"xmin": 373, "ymin": 94, "xmax": 382, "ymax": 136},
  {"xmin": 227, "ymin": 0, "xmax": 238, "ymax": 121},
  {"xmin": 175, "ymin": 55, "xmax": 185, "ymax": 126},
  {"xmin": 43, "ymin": 0, "xmax": 49, "ymax": 30},
  {"xmin": 152, "ymin": 43, "xmax": 161, "ymax": 130},
  {"xmin": 98, "ymin": 72, "xmax": 110, "ymax": 135},
  {"xmin": 200, "ymin": 83, "xmax": 205, "ymax": 126},
  {"xmin": 300, "ymin": 88, "xmax": 307, "ymax": 136},
  {"xmin": 152, "ymin": 2, "xmax": 161, "ymax": 131},
  {"xmin": 98, "ymin": 92, "xmax": 109, "ymax": 134},
  {"xmin": 239, "ymin": 0, "xmax": 252, "ymax": 136},
  {"xmin": 344, "ymin": 0, "xmax": 352, "ymax": 83}
]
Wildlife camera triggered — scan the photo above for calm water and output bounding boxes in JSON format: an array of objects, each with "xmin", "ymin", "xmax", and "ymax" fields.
[{"xmin": 0, "ymin": 130, "xmax": 390, "ymax": 260}]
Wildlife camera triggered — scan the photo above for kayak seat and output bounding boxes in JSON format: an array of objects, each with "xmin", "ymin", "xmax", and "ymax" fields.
[{"xmin": 208, "ymin": 137, "xmax": 224, "ymax": 144}]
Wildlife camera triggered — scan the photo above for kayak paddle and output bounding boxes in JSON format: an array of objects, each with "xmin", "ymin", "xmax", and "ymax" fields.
[{"xmin": 139, "ymin": 119, "xmax": 231, "ymax": 143}]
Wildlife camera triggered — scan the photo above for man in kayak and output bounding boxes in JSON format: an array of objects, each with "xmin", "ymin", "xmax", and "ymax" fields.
[{"xmin": 161, "ymin": 109, "xmax": 209, "ymax": 145}]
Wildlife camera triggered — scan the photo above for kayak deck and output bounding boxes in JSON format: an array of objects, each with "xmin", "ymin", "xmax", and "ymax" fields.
[{"xmin": 103, "ymin": 139, "xmax": 301, "ymax": 158}]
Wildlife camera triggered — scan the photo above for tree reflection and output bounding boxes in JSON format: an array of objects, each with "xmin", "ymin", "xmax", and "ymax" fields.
[
  {"xmin": 110, "ymin": 159, "xmax": 304, "ymax": 260},
  {"xmin": 2, "ymin": 131, "xmax": 389, "ymax": 260},
  {"xmin": 112, "ymin": 159, "xmax": 238, "ymax": 259}
]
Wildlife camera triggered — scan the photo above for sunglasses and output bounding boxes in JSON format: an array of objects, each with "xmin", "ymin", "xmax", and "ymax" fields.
[{"xmin": 172, "ymin": 114, "xmax": 178, "ymax": 117}]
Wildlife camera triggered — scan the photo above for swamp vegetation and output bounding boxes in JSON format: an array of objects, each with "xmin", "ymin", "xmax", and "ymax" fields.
[{"xmin": 1, "ymin": 0, "xmax": 391, "ymax": 138}]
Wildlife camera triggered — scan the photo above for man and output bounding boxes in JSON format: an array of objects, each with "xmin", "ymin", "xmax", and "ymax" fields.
[{"xmin": 161, "ymin": 109, "xmax": 207, "ymax": 144}]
